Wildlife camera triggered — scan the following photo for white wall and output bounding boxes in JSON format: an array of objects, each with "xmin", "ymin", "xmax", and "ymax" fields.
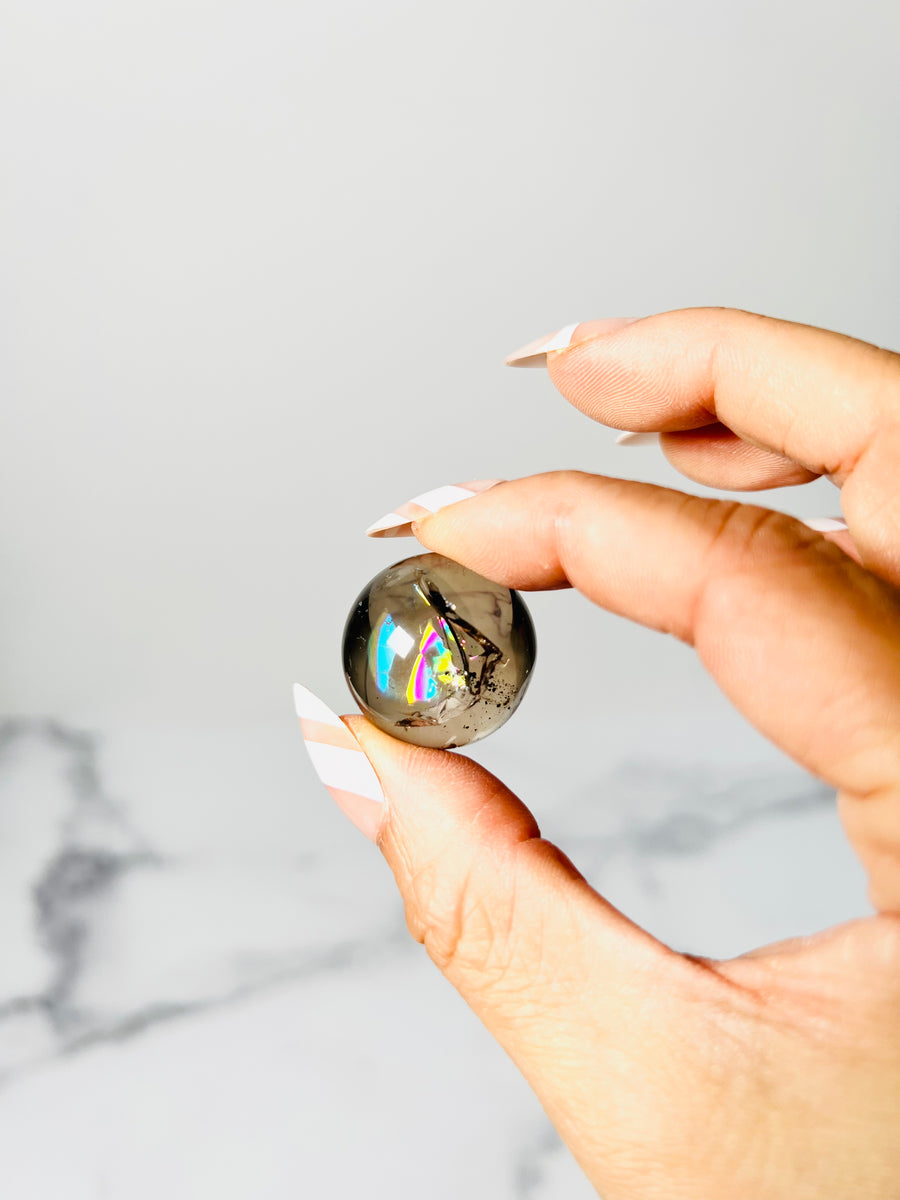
[{"xmin": 3, "ymin": 0, "xmax": 899, "ymax": 731}]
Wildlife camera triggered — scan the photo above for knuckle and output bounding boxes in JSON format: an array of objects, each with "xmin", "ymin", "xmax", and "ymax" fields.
[
  {"xmin": 692, "ymin": 501, "xmax": 824, "ymax": 627},
  {"xmin": 402, "ymin": 836, "xmax": 545, "ymax": 999},
  {"xmin": 413, "ymin": 859, "xmax": 514, "ymax": 986},
  {"xmin": 703, "ymin": 501, "xmax": 801, "ymax": 566}
]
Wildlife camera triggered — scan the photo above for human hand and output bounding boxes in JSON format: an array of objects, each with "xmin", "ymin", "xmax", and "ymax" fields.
[{"xmin": 296, "ymin": 308, "xmax": 900, "ymax": 1199}]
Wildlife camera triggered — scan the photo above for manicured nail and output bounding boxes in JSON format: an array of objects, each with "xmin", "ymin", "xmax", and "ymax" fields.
[
  {"xmin": 615, "ymin": 431, "xmax": 659, "ymax": 447},
  {"xmin": 293, "ymin": 683, "xmax": 384, "ymax": 841},
  {"xmin": 505, "ymin": 317, "xmax": 641, "ymax": 367},
  {"xmin": 803, "ymin": 517, "xmax": 848, "ymax": 533},
  {"xmin": 365, "ymin": 479, "xmax": 503, "ymax": 538}
]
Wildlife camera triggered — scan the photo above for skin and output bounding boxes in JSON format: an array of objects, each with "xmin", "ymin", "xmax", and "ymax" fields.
[{"xmin": 347, "ymin": 308, "xmax": 900, "ymax": 1199}]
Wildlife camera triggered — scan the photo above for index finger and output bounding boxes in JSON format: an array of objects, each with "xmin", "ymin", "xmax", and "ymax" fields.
[
  {"xmin": 514, "ymin": 308, "xmax": 900, "ymax": 585},
  {"xmin": 410, "ymin": 471, "xmax": 900, "ymax": 911}
]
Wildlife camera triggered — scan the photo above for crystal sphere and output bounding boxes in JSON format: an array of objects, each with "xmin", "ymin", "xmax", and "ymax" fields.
[{"xmin": 342, "ymin": 552, "xmax": 536, "ymax": 748}]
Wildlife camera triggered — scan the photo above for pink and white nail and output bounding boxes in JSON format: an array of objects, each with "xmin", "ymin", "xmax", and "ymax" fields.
[
  {"xmin": 293, "ymin": 683, "xmax": 384, "ymax": 841},
  {"xmin": 802, "ymin": 517, "xmax": 848, "ymax": 533},
  {"xmin": 365, "ymin": 479, "xmax": 502, "ymax": 538},
  {"xmin": 614, "ymin": 431, "xmax": 660, "ymax": 447},
  {"xmin": 505, "ymin": 318, "xmax": 640, "ymax": 367}
]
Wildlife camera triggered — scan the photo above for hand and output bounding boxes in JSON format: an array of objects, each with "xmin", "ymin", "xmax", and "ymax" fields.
[{"xmin": 305, "ymin": 309, "xmax": 900, "ymax": 1199}]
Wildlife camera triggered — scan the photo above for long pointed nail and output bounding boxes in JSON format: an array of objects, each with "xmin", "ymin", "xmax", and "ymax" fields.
[
  {"xmin": 615, "ymin": 431, "xmax": 660, "ymax": 447},
  {"xmin": 365, "ymin": 479, "xmax": 503, "ymax": 538},
  {"xmin": 293, "ymin": 683, "xmax": 384, "ymax": 841},
  {"xmin": 505, "ymin": 317, "xmax": 641, "ymax": 367},
  {"xmin": 803, "ymin": 517, "xmax": 848, "ymax": 533}
]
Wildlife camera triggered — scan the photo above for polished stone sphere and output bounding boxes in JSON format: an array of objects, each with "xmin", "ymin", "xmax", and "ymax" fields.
[{"xmin": 342, "ymin": 553, "xmax": 536, "ymax": 748}]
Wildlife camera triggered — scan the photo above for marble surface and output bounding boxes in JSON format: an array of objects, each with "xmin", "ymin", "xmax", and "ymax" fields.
[{"xmin": 0, "ymin": 708, "xmax": 869, "ymax": 1198}]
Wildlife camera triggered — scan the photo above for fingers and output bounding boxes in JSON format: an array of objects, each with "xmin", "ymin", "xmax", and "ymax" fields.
[
  {"xmin": 545, "ymin": 309, "xmax": 896, "ymax": 476},
  {"xmin": 411, "ymin": 472, "xmax": 900, "ymax": 910},
  {"xmin": 537, "ymin": 308, "xmax": 900, "ymax": 584},
  {"xmin": 659, "ymin": 424, "xmax": 820, "ymax": 490},
  {"xmin": 345, "ymin": 714, "xmax": 728, "ymax": 1196}
]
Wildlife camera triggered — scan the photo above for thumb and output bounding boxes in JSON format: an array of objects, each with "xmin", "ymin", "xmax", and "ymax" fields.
[{"xmin": 297, "ymin": 689, "xmax": 735, "ymax": 1195}]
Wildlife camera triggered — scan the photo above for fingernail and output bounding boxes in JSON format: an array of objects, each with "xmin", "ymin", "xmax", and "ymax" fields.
[
  {"xmin": 365, "ymin": 479, "xmax": 503, "ymax": 538},
  {"xmin": 293, "ymin": 683, "xmax": 384, "ymax": 841},
  {"xmin": 615, "ymin": 430, "xmax": 660, "ymax": 447},
  {"xmin": 802, "ymin": 517, "xmax": 848, "ymax": 533},
  {"xmin": 505, "ymin": 317, "xmax": 641, "ymax": 367}
]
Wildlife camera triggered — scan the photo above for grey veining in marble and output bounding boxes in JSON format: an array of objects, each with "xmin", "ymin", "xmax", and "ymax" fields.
[
  {"xmin": 0, "ymin": 712, "xmax": 869, "ymax": 1200},
  {"xmin": 0, "ymin": 719, "xmax": 405, "ymax": 1081},
  {"xmin": 0, "ymin": 718, "xmax": 846, "ymax": 1077}
]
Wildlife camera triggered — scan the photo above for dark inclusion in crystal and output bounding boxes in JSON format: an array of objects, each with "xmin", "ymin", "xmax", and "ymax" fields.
[{"xmin": 342, "ymin": 553, "xmax": 536, "ymax": 748}]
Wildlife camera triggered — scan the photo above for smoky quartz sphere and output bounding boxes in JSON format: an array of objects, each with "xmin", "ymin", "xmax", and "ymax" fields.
[{"xmin": 342, "ymin": 553, "xmax": 537, "ymax": 749}]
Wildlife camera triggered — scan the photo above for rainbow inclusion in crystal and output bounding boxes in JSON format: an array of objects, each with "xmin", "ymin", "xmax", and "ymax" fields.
[{"xmin": 343, "ymin": 553, "xmax": 536, "ymax": 749}]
